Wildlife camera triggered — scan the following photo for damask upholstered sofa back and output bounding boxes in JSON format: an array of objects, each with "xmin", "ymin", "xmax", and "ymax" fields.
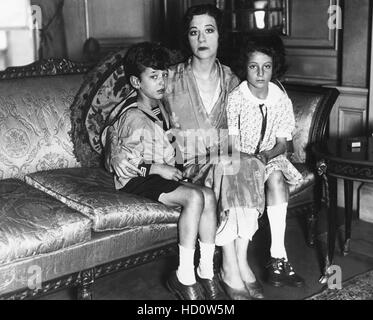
[{"xmin": 0, "ymin": 66, "xmax": 85, "ymax": 180}]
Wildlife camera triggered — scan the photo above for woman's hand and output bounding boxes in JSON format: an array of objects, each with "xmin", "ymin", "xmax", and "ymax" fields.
[
  {"xmin": 150, "ymin": 164, "xmax": 183, "ymax": 181},
  {"xmin": 105, "ymin": 144, "xmax": 142, "ymax": 178},
  {"xmin": 110, "ymin": 154, "xmax": 142, "ymax": 178}
]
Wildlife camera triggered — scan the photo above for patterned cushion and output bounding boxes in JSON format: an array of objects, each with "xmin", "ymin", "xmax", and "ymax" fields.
[
  {"xmin": 0, "ymin": 75, "xmax": 83, "ymax": 180},
  {"xmin": 0, "ymin": 179, "xmax": 92, "ymax": 265},
  {"xmin": 70, "ymin": 50, "xmax": 132, "ymax": 167},
  {"xmin": 25, "ymin": 167, "xmax": 180, "ymax": 232},
  {"xmin": 287, "ymin": 90, "xmax": 323, "ymax": 163}
]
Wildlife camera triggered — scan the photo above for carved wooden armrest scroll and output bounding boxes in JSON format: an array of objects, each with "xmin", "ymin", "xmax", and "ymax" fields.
[{"xmin": 316, "ymin": 159, "xmax": 329, "ymax": 207}]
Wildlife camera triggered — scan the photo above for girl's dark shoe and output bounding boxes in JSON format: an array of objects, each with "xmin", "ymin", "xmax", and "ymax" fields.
[
  {"xmin": 282, "ymin": 260, "xmax": 305, "ymax": 287},
  {"xmin": 166, "ymin": 271, "xmax": 205, "ymax": 300},
  {"xmin": 266, "ymin": 258, "xmax": 305, "ymax": 287},
  {"xmin": 244, "ymin": 280, "xmax": 265, "ymax": 299},
  {"xmin": 267, "ymin": 258, "xmax": 286, "ymax": 287}
]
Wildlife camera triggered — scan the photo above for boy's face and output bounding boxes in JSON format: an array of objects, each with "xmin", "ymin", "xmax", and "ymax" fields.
[
  {"xmin": 134, "ymin": 67, "xmax": 168, "ymax": 101},
  {"xmin": 246, "ymin": 51, "xmax": 273, "ymax": 94}
]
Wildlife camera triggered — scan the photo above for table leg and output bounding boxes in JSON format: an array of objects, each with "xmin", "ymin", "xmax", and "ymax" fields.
[
  {"xmin": 343, "ymin": 180, "xmax": 353, "ymax": 256},
  {"xmin": 327, "ymin": 176, "xmax": 338, "ymax": 268}
]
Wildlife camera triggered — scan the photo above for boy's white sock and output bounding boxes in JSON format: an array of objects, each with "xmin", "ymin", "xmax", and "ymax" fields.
[
  {"xmin": 197, "ymin": 240, "xmax": 215, "ymax": 280},
  {"xmin": 176, "ymin": 244, "xmax": 196, "ymax": 285},
  {"xmin": 267, "ymin": 202, "xmax": 288, "ymax": 260}
]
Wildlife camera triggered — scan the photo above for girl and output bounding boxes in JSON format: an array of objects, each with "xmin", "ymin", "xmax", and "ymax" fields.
[{"xmin": 226, "ymin": 33, "xmax": 305, "ymax": 288}]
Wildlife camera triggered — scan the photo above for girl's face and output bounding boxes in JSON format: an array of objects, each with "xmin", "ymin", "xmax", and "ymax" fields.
[
  {"xmin": 188, "ymin": 14, "xmax": 219, "ymax": 60},
  {"xmin": 246, "ymin": 51, "xmax": 273, "ymax": 95}
]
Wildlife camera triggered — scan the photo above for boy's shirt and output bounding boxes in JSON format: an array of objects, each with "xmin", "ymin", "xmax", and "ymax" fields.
[{"xmin": 101, "ymin": 94, "xmax": 176, "ymax": 190}]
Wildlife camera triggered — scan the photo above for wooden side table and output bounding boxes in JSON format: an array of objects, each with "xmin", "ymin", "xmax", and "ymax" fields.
[{"xmin": 312, "ymin": 136, "xmax": 373, "ymax": 282}]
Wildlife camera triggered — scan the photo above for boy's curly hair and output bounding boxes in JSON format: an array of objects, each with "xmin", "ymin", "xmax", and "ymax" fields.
[
  {"xmin": 123, "ymin": 42, "xmax": 172, "ymax": 83},
  {"xmin": 236, "ymin": 32, "xmax": 287, "ymax": 81}
]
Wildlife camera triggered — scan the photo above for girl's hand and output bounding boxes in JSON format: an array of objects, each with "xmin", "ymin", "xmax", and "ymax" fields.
[
  {"xmin": 255, "ymin": 152, "xmax": 268, "ymax": 165},
  {"xmin": 150, "ymin": 164, "xmax": 183, "ymax": 181}
]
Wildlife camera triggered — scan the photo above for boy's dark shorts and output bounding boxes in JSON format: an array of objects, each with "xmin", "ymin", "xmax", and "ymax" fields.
[{"xmin": 119, "ymin": 174, "xmax": 181, "ymax": 201}]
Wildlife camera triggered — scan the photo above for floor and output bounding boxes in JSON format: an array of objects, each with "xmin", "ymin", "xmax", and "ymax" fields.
[{"xmin": 40, "ymin": 208, "xmax": 373, "ymax": 300}]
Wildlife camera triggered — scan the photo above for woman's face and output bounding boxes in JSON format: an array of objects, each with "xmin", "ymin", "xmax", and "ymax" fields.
[
  {"xmin": 188, "ymin": 14, "xmax": 219, "ymax": 60},
  {"xmin": 246, "ymin": 51, "xmax": 273, "ymax": 94}
]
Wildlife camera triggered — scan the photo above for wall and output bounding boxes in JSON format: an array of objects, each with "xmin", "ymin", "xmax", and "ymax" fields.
[
  {"xmin": 282, "ymin": 0, "xmax": 340, "ymax": 85},
  {"xmin": 341, "ymin": 0, "xmax": 370, "ymax": 88},
  {"xmin": 63, "ymin": 0, "xmax": 163, "ymax": 61}
]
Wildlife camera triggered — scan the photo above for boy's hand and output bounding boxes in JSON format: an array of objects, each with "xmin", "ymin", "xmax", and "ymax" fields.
[{"xmin": 150, "ymin": 164, "xmax": 183, "ymax": 181}]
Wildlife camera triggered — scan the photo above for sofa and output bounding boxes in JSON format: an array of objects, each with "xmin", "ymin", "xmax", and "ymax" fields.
[{"xmin": 0, "ymin": 53, "xmax": 339, "ymax": 300}]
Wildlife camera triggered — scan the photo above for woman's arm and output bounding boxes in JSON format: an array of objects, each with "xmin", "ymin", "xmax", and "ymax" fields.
[{"xmin": 102, "ymin": 114, "xmax": 145, "ymax": 178}]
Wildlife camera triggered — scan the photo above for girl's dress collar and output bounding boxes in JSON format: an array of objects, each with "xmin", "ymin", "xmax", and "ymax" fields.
[{"xmin": 240, "ymin": 81, "xmax": 283, "ymax": 105}]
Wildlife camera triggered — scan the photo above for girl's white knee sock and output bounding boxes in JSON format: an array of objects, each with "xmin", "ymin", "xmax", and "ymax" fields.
[{"xmin": 267, "ymin": 202, "xmax": 288, "ymax": 260}]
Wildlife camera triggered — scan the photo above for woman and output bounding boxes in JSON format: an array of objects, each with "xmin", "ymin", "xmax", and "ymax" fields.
[{"xmin": 107, "ymin": 4, "xmax": 266, "ymax": 300}]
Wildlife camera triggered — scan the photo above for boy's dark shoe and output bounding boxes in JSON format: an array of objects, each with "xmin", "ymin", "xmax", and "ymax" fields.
[
  {"xmin": 166, "ymin": 271, "xmax": 205, "ymax": 300},
  {"xmin": 196, "ymin": 273, "xmax": 227, "ymax": 300},
  {"xmin": 266, "ymin": 258, "xmax": 305, "ymax": 287}
]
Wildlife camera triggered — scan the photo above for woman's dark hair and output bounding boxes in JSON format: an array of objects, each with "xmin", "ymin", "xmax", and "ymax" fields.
[
  {"xmin": 181, "ymin": 4, "xmax": 223, "ymax": 55},
  {"xmin": 123, "ymin": 42, "xmax": 172, "ymax": 83},
  {"xmin": 236, "ymin": 32, "xmax": 287, "ymax": 81}
]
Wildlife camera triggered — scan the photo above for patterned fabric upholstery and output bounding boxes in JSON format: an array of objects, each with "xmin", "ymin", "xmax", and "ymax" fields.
[
  {"xmin": 0, "ymin": 75, "xmax": 83, "ymax": 180},
  {"xmin": 25, "ymin": 167, "xmax": 180, "ymax": 232},
  {"xmin": 289, "ymin": 163, "xmax": 315, "ymax": 195},
  {"xmin": 0, "ymin": 179, "xmax": 92, "ymax": 265},
  {"xmin": 70, "ymin": 50, "xmax": 132, "ymax": 167},
  {"xmin": 286, "ymin": 90, "xmax": 323, "ymax": 163}
]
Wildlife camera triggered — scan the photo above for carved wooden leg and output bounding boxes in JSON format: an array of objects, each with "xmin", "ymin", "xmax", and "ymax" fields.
[
  {"xmin": 306, "ymin": 203, "xmax": 317, "ymax": 247},
  {"xmin": 343, "ymin": 180, "xmax": 353, "ymax": 256},
  {"xmin": 76, "ymin": 269, "xmax": 94, "ymax": 300}
]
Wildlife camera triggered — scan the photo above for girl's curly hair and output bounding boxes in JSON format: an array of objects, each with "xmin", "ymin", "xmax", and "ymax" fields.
[{"xmin": 236, "ymin": 32, "xmax": 287, "ymax": 81}]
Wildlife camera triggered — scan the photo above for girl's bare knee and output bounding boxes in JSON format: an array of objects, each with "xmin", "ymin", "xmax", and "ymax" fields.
[{"xmin": 267, "ymin": 171, "xmax": 285, "ymax": 190}]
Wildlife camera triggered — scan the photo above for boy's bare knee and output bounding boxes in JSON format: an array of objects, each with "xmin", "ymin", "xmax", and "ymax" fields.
[{"xmin": 185, "ymin": 187, "xmax": 204, "ymax": 207}]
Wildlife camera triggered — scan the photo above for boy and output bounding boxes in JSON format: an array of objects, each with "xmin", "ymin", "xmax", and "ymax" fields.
[{"xmin": 101, "ymin": 42, "xmax": 225, "ymax": 300}]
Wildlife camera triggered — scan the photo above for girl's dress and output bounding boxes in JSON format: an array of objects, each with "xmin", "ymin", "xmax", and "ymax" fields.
[{"xmin": 227, "ymin": 80, "xmax": 303, "ymax": 185}]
